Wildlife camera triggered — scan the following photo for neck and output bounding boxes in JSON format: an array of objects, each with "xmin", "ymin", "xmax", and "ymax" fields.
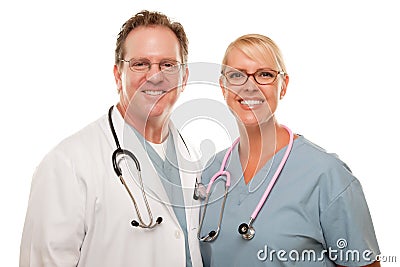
[
  {"xmin": 117, "ymin": 103, "xmax": 169, "ymax": 144},
  {"xmin": 238, "ymin": 118, "xmax": 277, "ymax": 160},
  {"xmin": 238, "ymin": 118, "xmax": 284, "ymax": 184}
]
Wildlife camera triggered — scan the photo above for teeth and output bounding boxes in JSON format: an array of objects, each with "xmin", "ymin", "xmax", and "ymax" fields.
[
  {"xmin": 144, "ymin": 90, "xmax": 165, "ymax": 96},
  {"xmin": 240, "ymin": 100, "xmax": 263, "ymax": 106}
]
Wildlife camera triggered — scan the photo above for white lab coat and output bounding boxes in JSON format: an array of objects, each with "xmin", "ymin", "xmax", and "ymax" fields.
[{"xmin": 20, "ymin": 107, "xmax": 203, "ymax": 267}]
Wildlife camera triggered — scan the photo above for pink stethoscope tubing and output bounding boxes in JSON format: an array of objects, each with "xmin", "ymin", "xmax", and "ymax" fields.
[
  {"xmin": 206, "ymin": 138, "xmax": 240, "ymax": 194},
  {"xmin": 251, "ymin": 125, "xmax": 294, "ymax": 220},
  {"xmin": 198, "ymin": 125, "xmax": 294, "ymax": 241}
]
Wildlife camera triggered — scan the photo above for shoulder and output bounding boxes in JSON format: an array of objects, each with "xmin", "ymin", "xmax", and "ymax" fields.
[
  {"xmin": 59, "ymin": 114, "xmax": 108, "ymax": 150},
  {"xmin": 293, "ymin": 136, "xmax": 352, "ymax": 174},
  {"xmin": 38, "ymin": 114, "xmax": 109, "ymax": 169},
  {"xmin": 291, "ymin": 136, "xmax": 359, "ymax": 206},
  {"xmin": 296, "ymin": 136, "xmax": 347, "ymax": 163}
]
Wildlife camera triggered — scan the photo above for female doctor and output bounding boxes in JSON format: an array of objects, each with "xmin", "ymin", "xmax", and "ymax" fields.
[
  {"xmin": 20, "ymin": 11, "xmax": 202, "ymax": 267},
  {"xmin": 198, "ymin": 34, "xmax": 380, "ymax": 266}
]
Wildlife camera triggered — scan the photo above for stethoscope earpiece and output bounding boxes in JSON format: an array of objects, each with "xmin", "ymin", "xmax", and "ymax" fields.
[
  {"xmin": 131, "ymin": 217, "xmax": 163, "ymax": 227},
  {"xmin": 209, "ymin": 231, "xmax": 216, "ymax": 238},
  {"xmin": 238, "ymin": 223, "xmax": 249, "ymax": 235}
]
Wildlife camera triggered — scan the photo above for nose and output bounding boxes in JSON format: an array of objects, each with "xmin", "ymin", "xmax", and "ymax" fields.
[
  {"xmin": 146, "ymin": 64, "xmax": 164, "ymax": 84},
  {"xmin": 242, "ymin": 76, "xmax": 259, "ymax": 92}
]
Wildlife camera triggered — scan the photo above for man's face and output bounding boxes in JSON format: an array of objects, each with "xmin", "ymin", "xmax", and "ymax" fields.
[{"xmin": 114, "ymin": 25, "xmax": 188, "ymax": 125}]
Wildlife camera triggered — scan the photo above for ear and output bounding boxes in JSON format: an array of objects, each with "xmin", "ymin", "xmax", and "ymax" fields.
[
  {"xmin": 113, "ymin": 65, "xmax": 122, "ymax": 92},
  {"xmin": 219, "ymin": 76, "xmax": 228, "ymax": 99},
  {"xmin": 180, "ymin": 66, "xmax": 189, "ymax": 92},
  {"xmin": 280, "ymin": 74, "xmax": 289, "ymax": 99}
]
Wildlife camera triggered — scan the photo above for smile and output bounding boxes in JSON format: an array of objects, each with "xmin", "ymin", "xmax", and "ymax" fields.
[
  {"xmin": 143, "ymin": 90, "xmax": 166, "ymax": 96},
  {"xmin": 239, "ymin": 99, "xmax": 264, "ymax": 106}
]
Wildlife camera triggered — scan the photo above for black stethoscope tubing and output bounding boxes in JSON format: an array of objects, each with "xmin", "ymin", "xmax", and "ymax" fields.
[{"xmin": 108, "ymin": 106, "xmax": 162, "ymax": 228}]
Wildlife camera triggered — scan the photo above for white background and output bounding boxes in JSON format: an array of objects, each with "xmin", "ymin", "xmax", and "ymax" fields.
[{"xmin": 1, "ymin": 0, "xmax": 399, "ymax": 264}]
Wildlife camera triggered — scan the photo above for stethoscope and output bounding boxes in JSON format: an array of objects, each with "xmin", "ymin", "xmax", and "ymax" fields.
[
  {"xmin": 198, "ymin": 125, "xmax": 293, "ymax": 241},
  {"xmin": 108, "ymin": 106, "xmax": 163, "ymax": 229}
]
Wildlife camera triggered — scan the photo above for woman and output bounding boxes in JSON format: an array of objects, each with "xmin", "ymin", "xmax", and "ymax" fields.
[{"xmin": 198, "ymin": 34, "xmax": 380, "ymax": 266}]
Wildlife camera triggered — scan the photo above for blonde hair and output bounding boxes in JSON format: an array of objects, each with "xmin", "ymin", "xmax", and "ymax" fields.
[{"xmin": 221, "ymin": 34, "xmax": 286, "ymax": 73}]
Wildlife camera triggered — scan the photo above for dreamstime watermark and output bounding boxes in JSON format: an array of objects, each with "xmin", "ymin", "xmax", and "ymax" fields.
[{"xmin": 257, "ymin": 238, "xmax": 397, "ymax": 263}]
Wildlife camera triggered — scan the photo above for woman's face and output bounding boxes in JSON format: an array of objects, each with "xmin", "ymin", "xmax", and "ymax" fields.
[{"xmin": 220, "ymin": 47, "xmax": 288, "ymax": 128}]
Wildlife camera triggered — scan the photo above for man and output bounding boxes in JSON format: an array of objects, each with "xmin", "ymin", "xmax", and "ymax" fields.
[{"xmin": 20, "ymin": 10, "xmax": 202, "ymax": 266}]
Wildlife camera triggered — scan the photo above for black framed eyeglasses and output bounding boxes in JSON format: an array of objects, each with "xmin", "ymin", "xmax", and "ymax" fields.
[
  {"xmin": 120, "ymin": 58, "xmax": 184, "ymax": 74},
  {"xmin": 222, "ymin": 68, "xmax": 285, "ymax": 86}
]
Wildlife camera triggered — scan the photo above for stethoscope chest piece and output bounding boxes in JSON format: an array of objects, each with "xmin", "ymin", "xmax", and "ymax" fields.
[{"xmin": 238, "ymin": 222, "xmax": 255, "ymax": 240}]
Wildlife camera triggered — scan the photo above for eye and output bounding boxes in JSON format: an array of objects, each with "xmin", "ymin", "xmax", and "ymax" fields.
[
  {"xmin": 160, "ymin": 60, "xmax": 179, "ymax": 68},
  {"xmin": 257, "ymin": 70, "xmax": 275, "ymax": 78},
  {"xmin": 227, "ymin": 71, "xmax": 246, "ymax": 79},
  {"xmin": 160, "ymin": 61, "xmax": 181, "ymax": 73},
  {"xmin": 161, "ymin": 61, "xmax": 175, "ymax": 68},
  {"xmin": 131, "ymin": 60, "xmax": 150, "ymax": 69}
]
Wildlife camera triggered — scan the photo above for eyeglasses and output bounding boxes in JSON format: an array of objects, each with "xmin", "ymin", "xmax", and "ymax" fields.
[
  {"xmin": 120, "ymin": 58, "xmax": 184, "ymax": 74},
  {"xmin": 222, "ymin": 68, "xmax": 285, "ymax": 86}
]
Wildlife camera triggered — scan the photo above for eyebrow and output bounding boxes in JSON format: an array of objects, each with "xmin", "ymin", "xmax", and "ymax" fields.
[
  {"xmin": 128, "ymin": 57, "xmax": 180, "ymax": 62},
  {"xmin": 226, "ymin": 67, "xmax": 276, "ymax": 73}
]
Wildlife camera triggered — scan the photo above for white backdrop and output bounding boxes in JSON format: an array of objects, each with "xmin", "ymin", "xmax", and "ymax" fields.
[{"xmin": 1, "ymin": 0, "xmax": 399, "ymax": 264}]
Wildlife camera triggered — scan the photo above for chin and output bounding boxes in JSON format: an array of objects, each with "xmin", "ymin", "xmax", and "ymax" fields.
[
  {"xmin": 236, "ymin": 116, "xmax": 260, "ymax": 127},
  {"xmin": 237, "ymin": 114, "xmax": 274, "ymax": 128},
  {"xmin": 147, "ymin": 108, "xmax": 168, "ymax": 119},
  {"xmin": 148, "ymin": 104, "xmax": 175, "ymax": 120}
]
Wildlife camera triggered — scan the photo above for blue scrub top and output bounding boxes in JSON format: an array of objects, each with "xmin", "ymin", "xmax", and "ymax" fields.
[
  {"xmin": 130, "ymin": 126, "xmax": 193, "ymax": 267},
  {"xmin": 199, "ymin": 136, "xmax": 380, "ymax": 266}
]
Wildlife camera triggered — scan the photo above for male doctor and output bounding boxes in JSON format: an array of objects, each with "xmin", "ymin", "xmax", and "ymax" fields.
[{"xmin": 20, "ymin": 10, "xmax": 203, "ymax": 266}]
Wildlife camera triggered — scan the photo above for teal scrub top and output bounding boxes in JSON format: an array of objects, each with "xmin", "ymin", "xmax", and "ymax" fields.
[
  {"xmin": 131, "ymin": 127, "xmax": 193, "ymax": 267},
  {"xmin": 199, "ymin": 136, "xmax": 380, "ymax": 266}
]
